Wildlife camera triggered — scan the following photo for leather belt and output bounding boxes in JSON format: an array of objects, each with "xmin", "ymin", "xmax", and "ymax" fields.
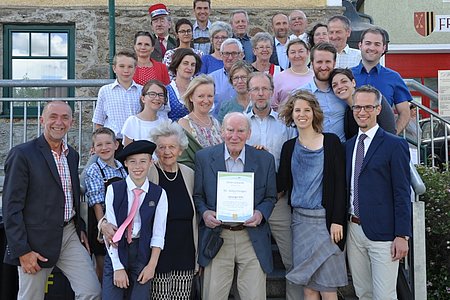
[
  {"xmin": 349, "ymin": 215, "xmax": 361, "ymax": 225},
  {"xmin": 221, "ymin": 224, "xmax": 245, "ymax": 231},
  {"xmin": 193, "ymin": 37, "xmax": 210, "ymax": 44}
]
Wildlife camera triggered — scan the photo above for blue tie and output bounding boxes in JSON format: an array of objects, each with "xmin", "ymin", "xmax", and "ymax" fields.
[{"xmin": 353, "ymin": 134, "xmax": 367, "ymax": 217}]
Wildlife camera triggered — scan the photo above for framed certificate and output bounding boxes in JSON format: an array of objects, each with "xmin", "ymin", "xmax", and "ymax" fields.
[{"xmin": 216, "ymin": 171, "xmax": 254, "ymax": 223}]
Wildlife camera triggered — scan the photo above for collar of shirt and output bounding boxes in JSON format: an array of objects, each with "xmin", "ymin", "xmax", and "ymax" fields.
[
  {"xmin": 274, "ymin": 37, "xmax": 288, "ymax": 46},
  {"xmin": 341, "ymin": 44, "xmax": 351, "ymax": 54},
  {"xmin": 354, "ymin": 61, "xmax": 382, "ymax": 75},
  {"xmin": 126, "ymin": 175, "xmax": 149, "ymax": 194},
  {"xmin": 111, "ymin": 79, "xmax": 140, "ymax": 90},
  {"xmin": 224, "ymin": 143, "xmax": 246, "ymax": 165},
  {"xmin": 357, "ymin": 123, "xmax": 379, "ymax": 141},
  {"xmin": 248, "ymin": 107, "xmax": 277, "ymax": 120},
  {"xmin": 308, "ymin": 78, "xmax": 332, "ymax": 93},
  {"xmin": 194, "ymin": 19, "xmax": 211, "ymax": 30},
  {"xmin": 96, "ymin": 157, "xmax": 125, "ymax": 171}
]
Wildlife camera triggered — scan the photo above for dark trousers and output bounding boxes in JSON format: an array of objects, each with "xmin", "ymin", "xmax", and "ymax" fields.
[{"xmin": 102, "ymin": 239, "xmax": 151, "ymax": 300}]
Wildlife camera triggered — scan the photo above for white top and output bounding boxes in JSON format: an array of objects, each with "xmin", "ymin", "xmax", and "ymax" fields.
[
  {"xmin": 105, "ymin": 176, "xmax": 168, "ymax": 271},
  {"xmin": 121, "ymin": 115, "xmax": 164, "ymax": 143},
  {"xmin": 349, "ymin": 124, "xmax": 379, "ymax": 215}
]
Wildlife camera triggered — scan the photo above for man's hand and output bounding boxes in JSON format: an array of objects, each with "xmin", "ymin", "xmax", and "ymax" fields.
[
  {"xmin": 203, "ymin": 210, "xmax": 221, "ymax": 229},
  {"xmin": 391, "ymin": 237, "xmax": 409, "ymax": 261},
  {"xmin": 80, "ymin": 231, "xmax": 90, "ymax": 254},
  {"xmin": 253, "ymin": 145, "xmax": 268, "ymax": 151},
  {"xmin": 114, "ymin": 269, "xmax": 129, "ymax": 289},
  {"xmin": 330, "ymin": 223, "xmax": 343, "ymax": 244},
  {"xmin": 19, "ymin": 251, "xmax": 48, "ymax": 274},
  {"xmin": 244, "ymin": 210, "xmax": 263, "ymax": 227},
  {"xmin": 102, "ymin": 221, "xmax": 118, "ymax": 248},
  {"xmin": 137, "ymin": 263, "xmax": 156, "ymax": 284}
]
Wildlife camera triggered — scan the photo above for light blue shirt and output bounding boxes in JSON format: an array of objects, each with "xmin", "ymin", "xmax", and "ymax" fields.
[
  {"xmin": 300, "ymin": 79, "xmax": 347, "ymax": 142},
  {"xmin": 246, "ymin": 109, "xmax": 297, "ymax": 170},
  {"xmin": 210, "ymin": 68, "xmax": 237, "ymax": 117}
]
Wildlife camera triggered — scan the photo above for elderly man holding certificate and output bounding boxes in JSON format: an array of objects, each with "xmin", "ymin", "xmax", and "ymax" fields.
[{"xmin": 194, "ymin": 112, "xmax": 277, "ymax": 300}]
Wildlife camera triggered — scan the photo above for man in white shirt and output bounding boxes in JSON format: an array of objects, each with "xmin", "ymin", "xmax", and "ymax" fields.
[
  {"xmin": 327, "ymin": 15, "xmax": 361, "ymax": 68},
  {"xmin": 288, "ymin": 10, "xmax": 309, "ymax": 43}
]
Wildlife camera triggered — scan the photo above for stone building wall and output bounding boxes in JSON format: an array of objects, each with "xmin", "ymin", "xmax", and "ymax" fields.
[{"xmin": 0, "ymin": 5, "xmax": 342, "ymax": 167}]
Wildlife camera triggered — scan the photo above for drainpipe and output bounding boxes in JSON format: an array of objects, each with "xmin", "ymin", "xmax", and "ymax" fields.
[{"xmin": 108, "ymin": 0, "xmax": 116, "ymax": 79}]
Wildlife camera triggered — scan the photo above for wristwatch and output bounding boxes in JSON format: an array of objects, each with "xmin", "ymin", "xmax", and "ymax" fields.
[{"xmin": 397, "ymin": 235, "xmax": 410, "ymax": 241}]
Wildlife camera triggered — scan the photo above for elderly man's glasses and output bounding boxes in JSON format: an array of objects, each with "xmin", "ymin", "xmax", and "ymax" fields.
[
  {"xmin": 352, "ymin": 105, "xmax": 379, "ymax": 112},
  {"xmin": 221, "ymin": 51, "xmax": 240, "ymax": 57}
]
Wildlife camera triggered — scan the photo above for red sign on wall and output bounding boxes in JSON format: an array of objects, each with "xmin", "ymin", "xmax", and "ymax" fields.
[{"xmin": 414, "ymin": 12, "xmax": 435, "ymax": 37}]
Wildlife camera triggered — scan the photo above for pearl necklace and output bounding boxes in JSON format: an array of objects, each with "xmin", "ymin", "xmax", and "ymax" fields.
[
  {"xmin": 157, "ymin": 161, "xmax": 178, "ymax": 182},
  {"xmin": 191, "ymin": 112, "xmax": 212, "ymax": 127},
  {"xmin": 290, "ymin": 67, "xmax": 309, "ymax": 76}
]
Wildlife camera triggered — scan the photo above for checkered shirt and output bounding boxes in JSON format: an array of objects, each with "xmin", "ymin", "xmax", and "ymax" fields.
[{"xmin": 51, "ymin": 140, "xmax": 74, "ymax": 221}]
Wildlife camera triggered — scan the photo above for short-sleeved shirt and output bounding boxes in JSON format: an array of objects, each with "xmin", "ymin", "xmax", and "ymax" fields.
[
  {"xmin": 92, "ymin": 80, "xmax": 142, "ymax": 138},
  {"xmin": 352, "ymin": 62, "xmax": 412, "ymax": 106}
]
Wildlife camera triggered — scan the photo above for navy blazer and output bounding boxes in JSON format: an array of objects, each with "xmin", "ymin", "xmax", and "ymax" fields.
[
  {"xmin": 345, "ymin": 127, "xmax": 411, "ymax": 241},
  {"xmin": 3, "ymin": 135, "xmax": 85, "ymax": 267},
  {"xmin": 193, "ymin": 144, "xmax": 277, "ymax": 273}
]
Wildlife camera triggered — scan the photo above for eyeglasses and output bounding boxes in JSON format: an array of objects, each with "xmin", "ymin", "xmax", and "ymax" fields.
[
  {"xmin": 213, "ymin": 35, "xmax": 228, "ymax": 41},
  {"xmin": 221, "ymin": 51, "xmax": 241, "ymax": 57},
  {"xmin": 352, "ymin": 105, "xmax": 379, "ymax": 112},
  {"xmin": 145, "ymin": 91, "xmax": 165, "ymax": 99},
  {"xmin": 178, "ymin": 29, "xmax": 192, "ymax": 35},
  {"xmin": 255, "ymin": 46, "xmax": 272, "ymax": 51},
  {"xmin": 232, "ymin": 75, "xmax": 248, "ymax": 82},
  {"xmin": 248, "ymin": 87, "xmax": 272, "ymax": 93}
]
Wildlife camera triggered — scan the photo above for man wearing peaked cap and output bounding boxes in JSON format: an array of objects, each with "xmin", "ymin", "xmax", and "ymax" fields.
[
  {"xmin": 102, "ymin": 139, "xmax": 169, "ymax": 299},
  {"xmin": 149, "ymin": 3, "xmax": 177, "ymax": 62}
]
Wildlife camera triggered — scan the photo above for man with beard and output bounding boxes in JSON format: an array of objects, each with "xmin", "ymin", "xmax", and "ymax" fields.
[
  {"xmin": 149, "ymin": 3, "xmax": 176, "ymax": 62},
  {"xmin": 299, "ymin": 42, "xmax": 347, "ymax": 142},
  {"xmin": 245, "ymin": 72, "xmax": 301, "ymax": 300},
  {"xmin": 288, "ymin": 10, "xmax": 309, "ymax": 43},
  {"xmin": 270, "ymin": 13, "xmax": 290, "ymax": 70}
]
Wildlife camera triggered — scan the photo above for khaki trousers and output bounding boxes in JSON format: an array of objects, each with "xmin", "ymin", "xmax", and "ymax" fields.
[
  {"xmin": 17, "ymin": 222, "xmax": 101, "ymax": 300},
  {"xmin": 202, "ymin": 229, "xmax": 266, "ymax": 300}
]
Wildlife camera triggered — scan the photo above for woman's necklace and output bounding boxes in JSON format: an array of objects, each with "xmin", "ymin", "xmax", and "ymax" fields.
[
  {"xmin": 191, "ymin": 111, "xmax": 212, "ymax": 127},
  {"xmin": 157, "ymin": 161, "xmax": 178, "ymax": 182},
  {"xmin": 290, "ymin": 67, "xmax": 309, "ymax": 76}
]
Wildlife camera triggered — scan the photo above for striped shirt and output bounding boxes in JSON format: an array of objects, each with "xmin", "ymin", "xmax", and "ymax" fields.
[{"xmin": 51, "ymin": 141, "xmax": 74, "ymax": 221}]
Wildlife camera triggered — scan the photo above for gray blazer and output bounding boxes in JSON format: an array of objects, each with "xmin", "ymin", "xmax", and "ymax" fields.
[{"xmin": 193, "ymin": 144, "xmax": 277, "ymax": 273}]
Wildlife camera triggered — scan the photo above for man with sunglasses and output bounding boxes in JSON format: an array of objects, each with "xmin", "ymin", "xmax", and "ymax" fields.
[
  {"xmin": 210, "ymin": 38, "xmax": 244, "ymax": 117},
  {"xmin": 345, "ymin": 85, "xmax": 411, "ymax": 300}
]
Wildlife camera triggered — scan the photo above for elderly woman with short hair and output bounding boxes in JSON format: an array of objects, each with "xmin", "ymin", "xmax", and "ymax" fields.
[
  {"xmin": 200, "ymin": 21, "xmax": 233, "ymax": 74},
  {"xmin": 148, "ymin": 120, "xmax": 198, "ymax": 300},
  {"xmin": 251, "ymin": 32, "xmax": 282, "ymax": 76}
]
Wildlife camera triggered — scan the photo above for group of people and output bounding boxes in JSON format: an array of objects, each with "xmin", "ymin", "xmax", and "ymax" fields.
[{"xmin": 2, "ymin": 2, "xmax": 414, "ymax": 300}]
